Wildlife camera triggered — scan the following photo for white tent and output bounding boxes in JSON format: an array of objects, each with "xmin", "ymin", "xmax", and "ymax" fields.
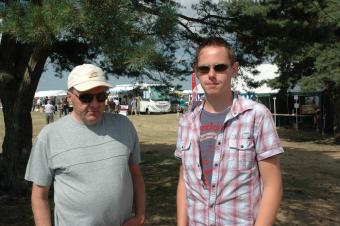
[
  {"xmin": 233, "ymin": 64, "xmax": 280, "ymax": 95},
  {"xmin": 182, "ymin": 83, "xmax": 204, "ymax": 95},
  {"xmin": 34, "ymin": 90, "xmax": 67, "ymax": 98},
  {"xmin": 109, "ymin": 84, "xmax": 134, "ymax": 95}
]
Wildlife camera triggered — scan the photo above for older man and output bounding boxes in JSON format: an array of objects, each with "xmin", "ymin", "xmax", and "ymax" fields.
[{"xmin": 25, "ymin": 64, "xmax": 145, "ymax": 226}]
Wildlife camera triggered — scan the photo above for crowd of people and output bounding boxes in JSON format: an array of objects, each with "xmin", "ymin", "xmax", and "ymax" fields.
[
  {"xmin": 25, "ymin": 37, "xmax": 283, "ymax": 226},
  {"xmin": 104, "ymin": 95, "xmax": 141, "ymax": 115},
  {"xmin": 33, "ymin": 92, "xmax": 145, "ymax": 125},
  {"xmin": 32, "ymin": 96, "xmax": 74, "ymax": 124}
]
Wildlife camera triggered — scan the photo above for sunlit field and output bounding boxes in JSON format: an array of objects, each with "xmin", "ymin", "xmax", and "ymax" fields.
[{"xmin": 0, "ymin": 111, "xmax": 340, "ymax": 225}]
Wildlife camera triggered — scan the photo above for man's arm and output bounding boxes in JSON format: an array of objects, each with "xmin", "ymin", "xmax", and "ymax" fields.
[
  {"xmin": 177, "ymin": 165, "xmax": 188, "ymax": 226},
  {"xmin": 255, "ymin": 156, "xmax": 283, "ymax": 226},
  {"xmin": 31, "ymin": 183, "xmax": 52, "ymax": 226},
  {"xmin": 124, "ymin": 164, "xmax": 145, "ymax": 226}
]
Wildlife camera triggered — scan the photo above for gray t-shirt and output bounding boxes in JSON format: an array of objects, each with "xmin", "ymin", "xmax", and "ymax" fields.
[
  {"xmin": 25, "ymin": 113, "xmax": 141, "ymax": 226},
  {"xmin": 199, "ymin": 107, "xmax": 230, "ymax": 185}
]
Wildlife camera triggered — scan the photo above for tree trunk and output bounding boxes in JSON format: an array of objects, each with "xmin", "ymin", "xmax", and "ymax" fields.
[
  {"xmin": 0, "ymin": 36, "xmax": 49, "ymax": 193},
  {"xmin": 333, "ymin": 88, "xmax": 340, "ymax": 143}
]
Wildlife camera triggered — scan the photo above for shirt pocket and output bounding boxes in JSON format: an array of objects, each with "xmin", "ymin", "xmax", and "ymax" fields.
[
  {"xmin": 178, "ymin": 139, "xmax": 191, "ymax": 152},
  {"xmin": 180, "ymin": 141, "xmax": 196, "ymax": 166},
  {"xmin": 228, "ymin": 138, "xmax": 256, "ymax": 171},
  {"xmin": 179, "ymin": 141, "xmax": 202, "ymax": 185}
]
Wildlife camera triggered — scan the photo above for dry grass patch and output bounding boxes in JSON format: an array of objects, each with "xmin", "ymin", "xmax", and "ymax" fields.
[{"xmin": 0, "ymin": 112, "xmax": 340, "ymax": 225}]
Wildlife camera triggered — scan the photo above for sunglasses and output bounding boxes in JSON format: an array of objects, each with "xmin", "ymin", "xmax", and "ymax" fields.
[
  {"xmin": 73, "ymin": 92, "xmax": 108, "ymax": 103},
  {"xmin": 197, "ymin": 64, "xmax": 229, "ymax": 74}
]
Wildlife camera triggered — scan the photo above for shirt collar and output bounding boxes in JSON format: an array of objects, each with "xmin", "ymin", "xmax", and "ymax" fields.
[{"xmin": 188, "ymin": 95, "xmax": 254, "ymax": 123}]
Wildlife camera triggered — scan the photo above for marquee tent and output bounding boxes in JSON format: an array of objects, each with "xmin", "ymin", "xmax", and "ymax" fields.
[
  {"xmin": 34, "ymin": 90, "xmax": 67, "ymax": 98},
  {"xmin": 232, "ymin": 63, "xmax": 280, "ymax": 96},
  {"xmin": 109, "ymin": 84, "xmax": 134, "ymax": 95}
]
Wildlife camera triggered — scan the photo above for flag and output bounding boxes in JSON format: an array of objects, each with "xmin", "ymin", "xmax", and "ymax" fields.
[{"xmin": 192, "ymin": 71, "xmax": 197, "ymax": 101}]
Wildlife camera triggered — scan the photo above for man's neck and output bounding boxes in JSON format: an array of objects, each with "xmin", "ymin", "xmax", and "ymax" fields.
[{"xmin": 203, "ymin": 93, "xmax": 233, "ymax": 113}]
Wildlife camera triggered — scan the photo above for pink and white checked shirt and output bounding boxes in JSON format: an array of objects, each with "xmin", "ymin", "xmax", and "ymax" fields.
[{"xmin": 175, "ymin": 96, "xmax": 284, "ymax": 226}]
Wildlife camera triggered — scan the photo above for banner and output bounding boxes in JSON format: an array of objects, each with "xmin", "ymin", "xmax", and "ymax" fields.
[{"xmin": 192, "ymin": 71, "xmax": 197, "ymax": 102}]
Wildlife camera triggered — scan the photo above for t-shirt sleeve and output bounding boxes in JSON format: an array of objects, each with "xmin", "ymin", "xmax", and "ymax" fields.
[
  {"xmin": 255, "ymin": 108, "xmax": 284, "ymax": 161},
  {"xmin": 128, "ymin": 121, "xmax": 141, "ymax": 165},
  {"xmin": 25, "ymin": 135, "xmax": 54, "ymax": 186}
]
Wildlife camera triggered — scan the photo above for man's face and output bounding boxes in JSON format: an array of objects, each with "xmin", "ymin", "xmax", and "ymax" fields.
[
  {"xmin": 196, "ymin": 46, "xmax": 238, "ymax": 97},
  {"xmin": 68, "ymin": 86, "xmax": 108, "ymax": 125}
]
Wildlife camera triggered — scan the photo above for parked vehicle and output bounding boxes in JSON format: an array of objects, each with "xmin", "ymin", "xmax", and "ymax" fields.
[{"xmin": 110, "ymin": 83, "xmax": 171, "ymax": 114}]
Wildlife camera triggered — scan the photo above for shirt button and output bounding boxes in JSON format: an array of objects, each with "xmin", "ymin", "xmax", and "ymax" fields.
[
  {"xmin": 241, "ymin": 145, "xmax": 244, "ymax": 148},
  {"xmin": 217, "ymin": 141, "xmax": 221, "ymax": 145},
  {"xmin": 212, "ymin": 184, "xmax": 216, "ymax": 188},
  {"xmin": 214, "ymin": 163, "xmax": 218, "ymax": 167},
  {"xmin": 210, "ymin": 204, "xmax": 214, "ymax": 208}
]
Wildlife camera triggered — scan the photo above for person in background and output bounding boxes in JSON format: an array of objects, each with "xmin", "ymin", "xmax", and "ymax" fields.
[
  {"xmin": 36, "ymin": 98, "xmax": 42, "ymax": 111},
  {"xmin": 136, "ymin": 95, "xmax": 141, "ymax": 115},
  {"xmin": 62, "ymin": 97, "xmax": 69, "ymax": 116},
  {"xmin": 178, "ymin": 97, "xmax": 186, "ymax": 116},
  {"xmin": 114, "ymin": 98, "xmax": 120, "ymax": 114},
  {"xmin": 25, "ymin": 63, "xmax": 145, "ymax": 226},
  {"xmin": 32, "ymin": 98, "xmax": 37, "ymax": 112},
  {"xmin": 175, "ymin": 37, "xmax": 283, "ymax": 226},
  {"xmin": 57, "ymin": 100, "xmax": 63, "ymax": 118},
  {"xmin": 130, "ymin": 97, "xmax": 137, "ymax": 115},
  {"xmin": 44, "ymin": 100, "xmax": 55, "ymax": 124},
  {"xmin": 43, "ymin": 96, "xmax": 48, "ymax": 105}
]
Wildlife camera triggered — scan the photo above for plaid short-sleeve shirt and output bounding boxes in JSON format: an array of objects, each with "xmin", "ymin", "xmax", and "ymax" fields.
[{"xmin": 175, "ymin": 96, "xmax": 284, "ymax": 226}]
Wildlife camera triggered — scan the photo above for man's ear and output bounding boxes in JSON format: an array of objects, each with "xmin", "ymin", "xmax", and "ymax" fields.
[
  {"xmin": 230, "ymin": 62, "xmax": 239, "ymax": 78},
  {"xmin": 193, "ymin": 66, "xmax": 200, "ymax": 80},
  {"xmin": 195, "ymin": 71, "xmax": 200, "ymax": 80},
  {"xmin": 67, "ymin": 91, "xmax": 73, "ymax": 103}
]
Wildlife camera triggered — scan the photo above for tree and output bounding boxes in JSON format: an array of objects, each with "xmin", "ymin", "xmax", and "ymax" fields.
[
  {"xmin": 174, "ymin": 0, "xmax": 340, "ymax": 141},
  {"xmin": 226, "ymin": 0, "xmax": 340, "ymax": 141},
  {"xmin": 1, "ymin": 0, "xmax": 339, "ymax": 192},
  {"xmin": 0, "ymin": 0, "xmax": 185, "ymax": 192}
]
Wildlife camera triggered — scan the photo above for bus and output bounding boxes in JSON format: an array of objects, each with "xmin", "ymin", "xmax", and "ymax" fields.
[{"xmin": 110, "ymin": 83, "xmax": 171, "ymax": 114}]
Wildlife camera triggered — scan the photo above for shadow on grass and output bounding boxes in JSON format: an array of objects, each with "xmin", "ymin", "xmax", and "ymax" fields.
[
  {"xmin": 1, "ymin": 142, "xmax": 339, "ymax": 226},
  {"xmin": 140, "ymin": 143, "xmax": 179, "ymax": 226},
  {"xmin": 0, "ymin": 192, "xmax": 33, "ymax": 226},
  {"xmin": 275, "ymin": 147, "xmax": 340, "ymax": 226},
  {"xmin": 0, "ymin": 143, "xmax": 180, "ymax": 226},
  {"xmin": 277, "ymin": 127, "xmax": 336, "ymax": 144}
]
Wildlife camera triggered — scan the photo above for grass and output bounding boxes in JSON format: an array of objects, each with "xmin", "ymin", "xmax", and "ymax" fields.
[{"xmin": 1, "ymin": 111, "xmax": 340, "ymax": 225}]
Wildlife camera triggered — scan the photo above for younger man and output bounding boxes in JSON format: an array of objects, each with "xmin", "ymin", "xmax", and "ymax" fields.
[{"xmin": 175, "ymin": 37, "xmax": 283, "ymax": 226}]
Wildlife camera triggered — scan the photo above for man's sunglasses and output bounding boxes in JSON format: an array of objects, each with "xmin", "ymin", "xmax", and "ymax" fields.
[
  {"xmin": 74, "ymin": 92, "xmax": 108, "ymax": 103},
  {"xmin": 197, "ymin": 64, "xmax": 229, "ymax": 74}
]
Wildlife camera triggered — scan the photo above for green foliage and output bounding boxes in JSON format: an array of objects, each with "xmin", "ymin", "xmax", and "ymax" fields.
[
  {"xmin": 218, "ymin": 0, "xmax": 340, "ymax": 92},
  {"xmin": 1, "ymin": 0, "xmax": 76, "ymax": 46},
  {"xmin": 125, "ymin": 38, "xmax": 159, "ymax": 71},
  {"xmin": 0, "ymin": 0, "xmax": 183, "ymax": 82},
  {"xmin": 299, "ymin": 42, "xmax": 340, "ymax": 92},
  {"xmin": 152, "ymin": 4, "xmax": 178, "ymax": 39}
]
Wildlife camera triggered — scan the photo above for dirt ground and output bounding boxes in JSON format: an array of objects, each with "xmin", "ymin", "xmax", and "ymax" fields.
[{"xmin": 0, "ymin": 113, "xmax": 339, "ymax": 225}]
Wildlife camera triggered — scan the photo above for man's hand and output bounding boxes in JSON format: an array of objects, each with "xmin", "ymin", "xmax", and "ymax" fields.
[{"xmin": 123, "ymin": 216, "xmax": 144, "ymax": 226}]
